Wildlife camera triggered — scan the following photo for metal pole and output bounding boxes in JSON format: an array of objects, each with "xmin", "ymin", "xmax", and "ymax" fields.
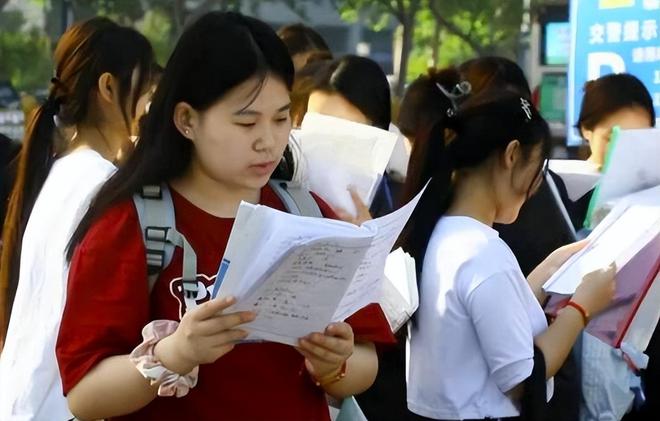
[{"xmin": 61, "ymin": 0, "xmax": 72, "ymax": 35}]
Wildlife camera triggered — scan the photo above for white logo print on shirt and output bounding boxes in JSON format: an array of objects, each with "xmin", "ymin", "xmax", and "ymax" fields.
[{"xmin": 169, "ymin": 274, "xmax": 217, "ymax": 319}]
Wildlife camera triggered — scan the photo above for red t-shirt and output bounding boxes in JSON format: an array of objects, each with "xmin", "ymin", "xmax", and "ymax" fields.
[{"xmin": 57, "ymin": 185, "xmax": 394, "ymax": 421}]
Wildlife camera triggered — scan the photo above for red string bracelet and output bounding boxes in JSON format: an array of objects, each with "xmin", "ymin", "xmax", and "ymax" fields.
[{"xmin": 564, "ymin": 300, "xmax": 589, "ymax": 327}]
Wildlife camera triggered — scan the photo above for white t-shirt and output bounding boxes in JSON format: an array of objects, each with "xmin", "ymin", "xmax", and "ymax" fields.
[
  {"xmin": 0, "ymin": 149, "xmax": 115, "ymax": 421},
  {"xmin": 407, "ymin": 216, "xmax": 552, "ymax": 420}
]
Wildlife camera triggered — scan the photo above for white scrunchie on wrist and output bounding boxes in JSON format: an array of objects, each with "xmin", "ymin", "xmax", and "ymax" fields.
[{"xmin": 129, "ymin": 320, "xmax": 199, "ymax": 398}]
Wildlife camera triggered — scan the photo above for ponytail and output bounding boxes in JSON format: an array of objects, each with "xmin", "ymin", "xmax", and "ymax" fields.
[
  {"xmin": 0, "ymin": 17, "xmax": 154, "ymax": 347},
  {"xmin": 397, "ymin": 121, "xmax": 455, "ymax": 269},
  {"xmin": 0, "ymin": 97, "xmax": 60, "ymax": 344},
  {"xmin": 398, "ymin": 88, "xmax": 552, "ymax": 280},
  {"xmin": 397, "ymin": 68, "xmax": 465, "ymax": 271}
]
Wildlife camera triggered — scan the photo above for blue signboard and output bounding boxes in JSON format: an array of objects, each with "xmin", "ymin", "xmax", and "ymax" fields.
[{"xmin": 568, "ymin": 0, "xmax": 660, "ymax": 146}]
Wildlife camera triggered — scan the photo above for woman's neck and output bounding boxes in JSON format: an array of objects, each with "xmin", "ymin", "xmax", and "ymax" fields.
[
  {"xmin": 586, "ymin": 155, "xmax": 604, "ymax": 171},
  {"xmin": 445, "ymin": 171, "xmax": 497, "ymax": 227},
  {"xmin": 71, "ymin": 121, "xmax": 130, "ymax": 163},
  {"xmin": 170, "ymin": 162, "xmax": 261, "ymax": 219}
]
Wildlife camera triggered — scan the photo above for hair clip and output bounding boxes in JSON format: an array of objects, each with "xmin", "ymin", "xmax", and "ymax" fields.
[
  {"xmin": 437, "ymin": 81, "xmax": 472, "ymax": 118},
  {"xmin": 454, "ymin": 81, "xmax": 472, "ymax": 97},
  {"xmin": 436, "ymin": 81, "xmax": 472, "ymax": 102},
  {"xmin": 520, "ymin": 98, "xmax": 533, "ymax": 121}
]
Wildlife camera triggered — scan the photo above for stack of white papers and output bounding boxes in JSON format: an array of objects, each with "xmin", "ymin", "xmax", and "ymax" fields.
[
  {"xmin": 544, "ymin": 185, "xmax": 660, "ymax": 295},
  {"xmin": 379, "ymin": 248, "xmax": 418, "ymax": 333},
  {"xmin": 543, "ymin": 185, "xmax": 660, "ymax": 349},
  {"xmin": 211, "ymin": 184, "xmax": 427, "ymax": 346},
  {"xmin": 295, "ymin": 112, "xmax": 398, "ymax": 216}
]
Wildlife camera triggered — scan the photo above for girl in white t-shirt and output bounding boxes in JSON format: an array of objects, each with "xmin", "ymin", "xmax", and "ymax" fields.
[
  {"xmin": 0, "ymin": 17, "xmax": 156, "ymax": 420},
  {"xmin": 399, "ymin": 84, "xmax": 616, "ymax": 421}
]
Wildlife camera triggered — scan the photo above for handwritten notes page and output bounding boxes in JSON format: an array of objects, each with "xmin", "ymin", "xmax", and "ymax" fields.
[
  {"xmin": 213, "ymin": 183, "xmax": 427, "ymax": 345},
  {"xmin": 332, "ymin": 191, "xmax": 423, "ymax": 321},
  {"xmin": 296, "ymin": 112, "xmax": 398, "ymax": 216},
  {"xmin": 233, "ymin": 237, "xmax": 371, "ymax": 346}
]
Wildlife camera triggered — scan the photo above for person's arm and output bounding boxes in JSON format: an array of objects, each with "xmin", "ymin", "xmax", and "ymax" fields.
[
  {"xmin": 65, "ymin": 297, "xmax": 255, "ymax": 420},
  {"xmin": 535, "ymin": 264, "xmax": 616, "ymax": 378},
  {"xmin": 324, "ymin": 342, "xmax": 378, "ymax": 398},
  {"xmin": 66, "ymin": 355, "xmax": 158, "ymax": 420},
  {"xmin": 533, "ymin": 305, "xmax": 585, "ymax": 378},
  {"xmin": 298, "ymin": 322, "xmax": 378, "ymax": 399}
]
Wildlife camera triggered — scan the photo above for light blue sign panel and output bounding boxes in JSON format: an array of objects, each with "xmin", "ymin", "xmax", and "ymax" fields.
[{"xmin": 568, "ymin": 0, "xmax": 660, "ymax": 146}]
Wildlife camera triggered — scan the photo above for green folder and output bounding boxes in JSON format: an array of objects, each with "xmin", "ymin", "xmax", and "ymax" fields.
[{"xmin": 584, "ymin": 126, "xmax": 621, "ymax": 229}]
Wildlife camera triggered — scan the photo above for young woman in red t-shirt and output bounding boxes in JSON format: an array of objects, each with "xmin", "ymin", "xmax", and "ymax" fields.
[{"xmin": 57, "ymin": 12, "xmax": 391, "ymax": 421}]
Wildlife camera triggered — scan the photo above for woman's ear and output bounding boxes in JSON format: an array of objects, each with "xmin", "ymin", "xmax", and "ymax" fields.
[
  {"xmin": 173, "ymin": 102, "xmax": 198, "ymax": 141},
  {"xmin": 97, "ymin": 72, "xmax": 116, "ymax": 105},
  {"xmin": 501, "ymin": 139, "xmax": 521, "ymax": 170}
]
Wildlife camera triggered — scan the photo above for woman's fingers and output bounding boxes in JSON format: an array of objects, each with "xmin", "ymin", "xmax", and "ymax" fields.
[
  {"xmin": 348, "ymin": 186, "xmax": 372, "ymax": 225},
  {"xmin": 208, "ymin": 328, "xmax": 250, "ymax": 348},
  {"xmin": 298, "ymin": 334, "xmax": 352, "ymax": 364},
  {"xmin": 191, "ymin": 296, "xmax": 237, "ymax": 321},
  {"xmin": 297, "ymin": 342, "xmax": 344, "ymax": 365}
]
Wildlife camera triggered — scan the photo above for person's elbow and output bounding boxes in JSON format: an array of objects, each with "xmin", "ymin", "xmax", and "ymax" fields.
[
  {"xmin": 66, "ymin": 385, "xmax": 95, "ymax": 421},
  {"xmin": 356, "ymin": 341, "xmax": 379, "ymax": 393},
  {"xmin": 340, "ymin": 341, "xmax": 379, "ymax": 397}
]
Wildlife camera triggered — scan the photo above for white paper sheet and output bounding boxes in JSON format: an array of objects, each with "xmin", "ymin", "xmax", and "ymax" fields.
[
  {"xmin": 548, "ymin": 159, "xmax": 600, "ymax": 201},
  {"xmin": 386, "ymin": 124, "xmax": 411, "ymax": 181},
  {"xmin": 298, "ymin": 112, "xmax": 398, "ymax": 216},
  {"xmin": 234, "ymin": 236, "xmax": 372, "ymax": 346},
  {"xmin": 332, "ymin": 187, "xmax": 425, "ymax": 321},
  {"xmin": 543, "ymin": 186, "xmax": 660, "ymax": 295},
  {"xmin": 212, "ymin": 183, "xmax": 428, "ymax": 345},
  {"xmin": 593, "ymin": 128, "xmax": 660, "ymax": 212},
  {"xmin": 379, "ymin": 248, "xmax": 418, "ymax": 332}
]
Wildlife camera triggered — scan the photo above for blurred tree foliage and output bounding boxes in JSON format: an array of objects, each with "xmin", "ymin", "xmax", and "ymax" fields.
[
  {"xmin": 0, "ymin": 9, "xmax": 52, "ymax": 92},
  {"xmin": 0, "ymin": 0, "xmax": 526, "ymax": 94}
]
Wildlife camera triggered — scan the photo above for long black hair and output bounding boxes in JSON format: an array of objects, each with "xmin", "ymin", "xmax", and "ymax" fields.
[
  {"xmin": 67, "ymin": 12, "xmax": 294, "ymax": 260},
  {"xmin": 0, "ymin": 17, "xmax": 154, "ymax": 342},
  {"xmin": 312, "ymin": 55, "xmax": 391, "ymax": 130},
  {"xmin": 398, "ymin": 89, "xmax": 552, "ymax": 272}
]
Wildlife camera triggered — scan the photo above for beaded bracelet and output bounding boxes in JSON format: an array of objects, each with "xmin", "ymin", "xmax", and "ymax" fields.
[{"xmin": 313, "ymin": 361, "xmax": 348, "ymax": 388}]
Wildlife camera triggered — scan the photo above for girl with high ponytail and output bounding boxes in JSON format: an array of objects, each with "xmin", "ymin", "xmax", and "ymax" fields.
[{"xmin": 402, "ymin": 89, "xmax": 616, "ymax": 420}]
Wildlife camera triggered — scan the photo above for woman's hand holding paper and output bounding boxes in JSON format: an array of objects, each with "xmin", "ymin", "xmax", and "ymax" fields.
[
  {"xmin": 334, "ymin": 187, "xmax": 372, "ymax": 226},
  {"xmin": 298, "ymin": 322, "xmax": 354, "ymax": 382}
]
